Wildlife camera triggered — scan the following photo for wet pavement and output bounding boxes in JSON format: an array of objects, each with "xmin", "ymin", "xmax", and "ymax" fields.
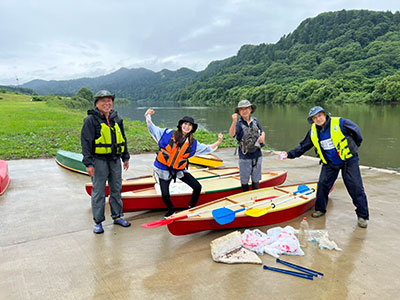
[{"xmin": 1, "ymin": 148, "xmax": 399, "ymax": 300}]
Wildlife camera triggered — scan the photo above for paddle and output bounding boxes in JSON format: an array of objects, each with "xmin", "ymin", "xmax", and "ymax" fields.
[
  {"xmin": 263, "ymin": 265, "xmax": 314, "ymax": 280},
  {"xmin": 141, "ymin": 213, "xmax": 198, "ymax": 228},
  {"xmin": 245, "ymin": 185, "xmax": 315, "ymax": 217},
  {"xmin": 276, "ymin": 258, "xmax": 324, "ymax": 278},
  {"xmin": 212, "ymin": 185, "xmax": 313, "ymax": 225},
  {"xmin": 212, "ymin": 195, "xmax": 279, "ymax": 225},
  {"xmin": 141, "ymin": 195, "xmax": 277, "ymax": 229}
]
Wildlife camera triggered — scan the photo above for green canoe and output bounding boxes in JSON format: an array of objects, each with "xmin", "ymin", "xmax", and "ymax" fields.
[{"xmin": 55, "ymin": 150, "xmax": 88, "ymax": 175}]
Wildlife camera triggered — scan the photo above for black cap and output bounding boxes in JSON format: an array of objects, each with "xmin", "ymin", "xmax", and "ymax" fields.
[{"xmin": 177, "ymin": 116, "xmax": 198, "ymax": 133}]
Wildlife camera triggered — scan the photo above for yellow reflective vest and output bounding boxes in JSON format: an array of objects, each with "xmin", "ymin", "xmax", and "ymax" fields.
[
  {"xmin": 95, "ymin": 122, "xmax": 125, "ymax": 155},
  {"xmin": 310, "ymin": 117, "xmax": 353, "ymax": 164}
]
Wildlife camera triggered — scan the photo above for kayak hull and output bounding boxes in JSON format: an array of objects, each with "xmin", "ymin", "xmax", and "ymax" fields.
[
  {"xmin": 167, "ymin": 198, "xmax": 315, "ymax": 236},
  {"xmin": 55, "ymin": 150, "xmax": 88, "ymax": 175},
  {"xmin": 85, "ymin": 167, "xmax": 240, "ymax": 196},
  {"xmin": 0, "ymin": 160, "xmax": 10, "ymax": 195},
  {"xmin": 121, "ymin": 171, "xmax": 287, "ymax": 212},
  {"xmin": 188, "ymin": 154, "xmax": 223, "ymax": 167},
  {"xmin": 164, "ymin": 182, "xmax": 320, "ymax": 235}
]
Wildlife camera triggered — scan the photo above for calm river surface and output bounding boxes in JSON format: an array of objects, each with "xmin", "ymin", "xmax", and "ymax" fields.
[{"xmin": 115, "ymin": 103, "xmax": 400, "ymax": 172}]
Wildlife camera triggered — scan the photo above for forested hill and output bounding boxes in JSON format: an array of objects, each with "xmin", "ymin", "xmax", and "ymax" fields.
[
  {"xmin": 22, "ymin": 10, "xmax": 400, "ymax": 104},
  {"xmin": 176, "ymin": 9, "xmax": 400, "ymax": 105},
  {"xmin": 0, "ymin": 85, "xmax": 34, "ymax": 95},
  {"xmin": 22, "ymin": 67, "xmax": 198, "ymax": 103}
]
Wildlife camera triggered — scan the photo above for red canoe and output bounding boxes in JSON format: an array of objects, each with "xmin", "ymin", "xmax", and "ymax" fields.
[
  {"xmin": 121, "ymin": 170, "xmax": 287, "ymax": 212},
  {"xmin": 166, "ymin": 182, "xmax": 319, "ymax": 236},
  {"xmin": 85, "ymin": 167, "xmax": 240, "ymax": 196},
  {"xmin": 0, "ymin": 160, "xmax": 10, "ymax": 195}
]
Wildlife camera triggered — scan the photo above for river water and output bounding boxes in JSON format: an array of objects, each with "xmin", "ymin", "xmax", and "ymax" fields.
[{"xmin": 115, "ymin": 103, "xmax": 400, "ymax": 172}]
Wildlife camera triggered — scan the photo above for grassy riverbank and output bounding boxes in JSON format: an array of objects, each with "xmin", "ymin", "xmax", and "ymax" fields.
[{"xmin": 0, "ymin": 92, "xmax": 237, "ymax": 160}]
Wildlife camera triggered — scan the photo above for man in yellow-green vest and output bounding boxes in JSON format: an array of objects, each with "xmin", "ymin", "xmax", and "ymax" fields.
[
  {"xmin": 280, "ymin": 106, "xmax": 369, "ymax": 228},
  {"xmin": 81, "ymin": 90, "xmax": 131, "ymax": 234}
]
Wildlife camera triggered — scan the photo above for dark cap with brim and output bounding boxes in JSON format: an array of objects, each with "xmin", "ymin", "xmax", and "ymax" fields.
[
  {"xmin": 93, "ymin": 90, "xmax": 115, "ymax": 104},
  {"xmin": 307, "ymin": 106, "xmax": 330, "ymax": 124},
  {"xmin": 177, "ymin": 116, "xmax": 198, "ymax": 133}
]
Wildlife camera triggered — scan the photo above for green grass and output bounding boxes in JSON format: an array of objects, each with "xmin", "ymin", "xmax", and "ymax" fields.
[{"xmin": 0, "ymin": 92, "xmax": 237, "ymax": 159}]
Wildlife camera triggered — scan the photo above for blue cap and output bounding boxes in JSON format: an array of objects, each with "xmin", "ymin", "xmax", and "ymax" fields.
[{"xmin": 307, "ymin": 106, "xmax": 329, "ymax": 124}]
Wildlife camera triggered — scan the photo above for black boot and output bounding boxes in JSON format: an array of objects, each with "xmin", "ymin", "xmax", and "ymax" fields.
[
  {"xmin": 164, "ymin": 209, "xmax": 176, "ymax": 219},
  {"xmin": 241, "ymin": 184, "xmax": 249, "ymax": 192},
  {"xmin": 252, "ymin": 182, "xmax": 259, "ymax": 190}
]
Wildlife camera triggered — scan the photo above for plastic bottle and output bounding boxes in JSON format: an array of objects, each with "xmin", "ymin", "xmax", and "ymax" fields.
[{"xmin": 299, "ymin": 217, "xmax": 310, "ymax": 248}]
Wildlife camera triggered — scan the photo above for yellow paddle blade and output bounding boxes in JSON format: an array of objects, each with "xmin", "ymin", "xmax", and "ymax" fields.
[{"xmin": 245, "ymin": 204, "xmax": 273, "ymax": 217}]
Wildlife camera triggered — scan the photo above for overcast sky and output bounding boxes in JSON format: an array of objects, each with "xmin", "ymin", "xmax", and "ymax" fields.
[{"xmin": 0, "ymin": 0, "xmax": 398, "ymax": 85}]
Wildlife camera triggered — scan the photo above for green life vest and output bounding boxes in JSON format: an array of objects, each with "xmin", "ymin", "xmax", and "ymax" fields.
[
  {"xmin": 310, "ymin": 117, "xmax": 353, "ymax": 164},
  {"xmin": 95, "ymin": 122, "xmax": 125, "ymax": 155}
]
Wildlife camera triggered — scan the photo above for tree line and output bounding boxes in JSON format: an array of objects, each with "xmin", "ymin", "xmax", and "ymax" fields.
[{"xmin": 175, "ymin": 10, "xmax": 400, "ymax": 105}]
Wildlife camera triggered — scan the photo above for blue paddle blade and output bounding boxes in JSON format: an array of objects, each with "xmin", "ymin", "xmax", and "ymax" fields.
[
  {"xmin": 294, "ymin": 184, "xmax": 311, "ymax": 195},
  {"xmin": 212, "ymin": 207, "xmax": 241, "ymax": 225}
]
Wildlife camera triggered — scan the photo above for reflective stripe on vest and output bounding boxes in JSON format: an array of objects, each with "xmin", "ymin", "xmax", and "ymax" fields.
[
  {"xmin": 156, "ymin": 132, "xmax": 192, "ymax": 170},
  {"xmin": 310, "ymin": 117, "xmax": 353, "ymax": 164},
  {"xmin": 95, "ymin": 122, "xmax": 125, "ymax": 155}
]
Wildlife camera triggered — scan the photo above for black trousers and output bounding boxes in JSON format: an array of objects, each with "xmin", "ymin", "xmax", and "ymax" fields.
[
  {"xmin": 159, "ymin": 172, "xmax": 202, "ymax": 210},
  {"xmin": 316, "ymin": 157, "xmax": 369, "ymax": 219}
]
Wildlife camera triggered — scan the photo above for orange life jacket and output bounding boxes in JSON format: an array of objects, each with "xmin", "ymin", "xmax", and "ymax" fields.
[{"xmin": 156, "ymin": 130, "xmax": 195, "ymax": 170}]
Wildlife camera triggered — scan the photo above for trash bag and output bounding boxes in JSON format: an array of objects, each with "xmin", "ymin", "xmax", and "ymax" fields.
[
  {"xmin": 242, "ymin": 226, "xmax": 304, "ymax": 258},
  {"xmin": 307, "ymin": 230, "xmax": 342, "ymax": 251}
]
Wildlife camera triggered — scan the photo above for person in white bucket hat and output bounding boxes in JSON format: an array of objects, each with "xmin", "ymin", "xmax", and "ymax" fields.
[{"xmin": 229, "ymin": 99, "xmax": 265, "ymax": 192}]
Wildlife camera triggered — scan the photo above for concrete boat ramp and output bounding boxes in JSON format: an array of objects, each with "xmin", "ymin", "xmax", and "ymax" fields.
[{"xmin": 1, "ymin": 148, "xmax": 399, "ymax": 300}]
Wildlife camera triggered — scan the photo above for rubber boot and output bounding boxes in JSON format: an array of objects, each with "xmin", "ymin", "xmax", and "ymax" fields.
[
  {"xmin": 241, "ymin": 184, "xmax": 249, "ymax": 192},
  {"xmin": 252, "ymin": 182, "xmax": 260, "ymax": 190}
]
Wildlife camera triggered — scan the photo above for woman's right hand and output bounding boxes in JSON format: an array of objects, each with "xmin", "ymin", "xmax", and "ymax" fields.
[{"xmin": 145, "ymin": 108, "xmax": 155, "ymax": 118}]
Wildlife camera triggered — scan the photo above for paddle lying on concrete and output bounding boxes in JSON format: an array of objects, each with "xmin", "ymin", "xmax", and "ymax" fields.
[
  {"xmin": 245, "ymin": 185, "xmax": 315, "ymax": 217},
  {"xmin": 212, "ymin": 185, "xmax": 313, "ymax": 225},
  {"xmin": 263, "ymin": 265, "xmax": 314, "ymax": 280},
  {"xmin": 141, "ymin": 195, "xmax": 276, "ymax": 229},
  {"xmin": 276, "ymin": 258, "xmax": 324, "ymax": 278}
]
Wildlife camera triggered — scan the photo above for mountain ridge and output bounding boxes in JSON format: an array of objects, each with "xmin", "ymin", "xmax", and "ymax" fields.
[{"xmin": 21, "ymin": 9, "xmax": 400, "ymax": 104}]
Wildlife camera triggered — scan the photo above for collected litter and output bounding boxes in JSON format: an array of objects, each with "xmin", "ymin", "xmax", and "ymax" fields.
[
  {"xmin": 307, "ymin": 230, "xmax": 342, "ymax": 251},
  {"xmin": 298, "ymin": 217, "xmax": 310, "ymax": 248},
  {"xmin": 242, "ymin": 226, "xmax": 304, "ymax": 258},
  {"xmin": 210, "ymin": 231, "xmax": 262, "ymax": 264},
  {"xmin": 241, "ymin": 226, "xmax": 342, "ymax": 258}
]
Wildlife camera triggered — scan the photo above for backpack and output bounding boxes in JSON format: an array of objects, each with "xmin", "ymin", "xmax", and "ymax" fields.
[{"xmin": 239, "ymin": 118, "xmax": 261, "ymax": 154}]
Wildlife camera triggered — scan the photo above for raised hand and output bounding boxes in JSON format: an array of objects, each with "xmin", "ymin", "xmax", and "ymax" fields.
[
  {"xmin": 144, "ymin": 108, "xmax": 155, "ymax": 118},
  {"xmin": 232, "ymin": 113, "xmax": 238, "ymax": 122}
]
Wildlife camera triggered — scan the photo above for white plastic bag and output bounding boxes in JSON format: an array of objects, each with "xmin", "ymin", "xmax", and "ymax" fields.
[
  {"xmin": 242, "ymin": 226, "xmax": 304, "ymax": 258},
  {"xmin": 307, "ymin": 230, "xmax": 342, "ymax": 251}
]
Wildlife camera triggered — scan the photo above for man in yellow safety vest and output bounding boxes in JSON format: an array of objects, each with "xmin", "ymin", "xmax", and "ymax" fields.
[
  {"xmin": 81, "ymin": 90, "xmax": 131, "ymax": 233},
  {"xmin": 280, "ymin": 106, "xmax": 369, "ymax": 228}
]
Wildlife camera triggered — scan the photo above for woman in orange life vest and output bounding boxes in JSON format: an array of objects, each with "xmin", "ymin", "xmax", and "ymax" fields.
[{"xmin": 145, "ymin": 109, "xmax": 223, "ymax": 218}]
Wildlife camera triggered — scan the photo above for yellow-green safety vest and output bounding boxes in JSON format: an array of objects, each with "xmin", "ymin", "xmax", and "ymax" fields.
[
  {"xmin": 95, "ymin": 122, "xmax": 125, "ymax": 155},
  {"xmin": 310, "ymin": 117, "xmax": 353, "ymax": 164}
]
